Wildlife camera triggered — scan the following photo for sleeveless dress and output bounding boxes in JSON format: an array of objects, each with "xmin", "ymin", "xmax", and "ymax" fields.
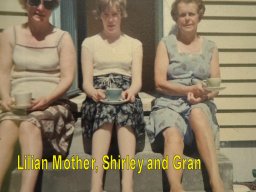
[
  {"xmin": 0, "ymin": 25, "xmax": 76, "ymax": 159},
  {"xmin": 146, "ymin": 34, "xmax": 219, "ymax": 152}
]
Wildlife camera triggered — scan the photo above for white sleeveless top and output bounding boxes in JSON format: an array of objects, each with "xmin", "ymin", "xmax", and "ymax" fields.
[{"xmin": 11, "ymin": 25, "xmax": 66, "ymax": 99}]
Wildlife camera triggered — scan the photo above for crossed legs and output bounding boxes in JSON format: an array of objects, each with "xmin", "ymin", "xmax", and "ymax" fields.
[{"xmin": 0, "ymin": 120, "xmax": 42, "ymax": 192}]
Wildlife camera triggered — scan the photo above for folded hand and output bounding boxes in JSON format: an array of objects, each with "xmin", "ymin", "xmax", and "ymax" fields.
[{"xmin": 122, "ymin": 89, "xmax": 136, "ymax": 102}]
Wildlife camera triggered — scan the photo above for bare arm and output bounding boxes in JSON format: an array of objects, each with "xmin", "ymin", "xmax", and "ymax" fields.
[
  {"xmin": 154, "ymin": 41, "xmax": 203, "ymax": 96},
  {"xmin": 122, "ymin": 42, "xmax": 143, "ymax": 102},
  {"xmin": 81, "ymin": 45, "xmax": 105, "ymax": 102},
  {"xmin": 207, "ymin": 46, "xmax": 220, "ymax": 99},
  {"xmin": 31, "ymin": 32, "xmax": 76, "ymax": 110},
  {"xmin": 0, "ymin": 29, "xmax": 14, "ymax": 110}
]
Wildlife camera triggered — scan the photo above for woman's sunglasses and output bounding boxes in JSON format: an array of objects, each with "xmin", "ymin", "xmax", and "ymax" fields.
[{"xmin": 27, "ymin": 0, "xmax": 58, "ymax": 10}]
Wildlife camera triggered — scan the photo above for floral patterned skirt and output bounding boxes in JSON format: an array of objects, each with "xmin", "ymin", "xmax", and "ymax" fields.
[{"xmin": 81, "ymin": 74, "xmax": 145, "ymax": 152}]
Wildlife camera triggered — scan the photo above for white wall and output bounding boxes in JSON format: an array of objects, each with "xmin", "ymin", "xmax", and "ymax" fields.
[{"xmin": 0, "ymin": 1, "xmax": 27, "ymax": 30}]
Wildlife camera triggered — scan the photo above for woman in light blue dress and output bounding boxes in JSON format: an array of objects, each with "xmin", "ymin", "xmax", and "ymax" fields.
[{"xmin": 146, "ymin": 0, "xmax": 224, "ymax": 191}]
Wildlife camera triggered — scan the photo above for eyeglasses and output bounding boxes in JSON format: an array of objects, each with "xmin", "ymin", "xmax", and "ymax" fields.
[{"xmin": 27, "ymin": 0, "xmax": 58, "ymax": 10}]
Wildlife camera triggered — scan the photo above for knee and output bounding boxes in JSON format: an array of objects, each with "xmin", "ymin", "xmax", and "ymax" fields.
[
  {"xmin": 163, "ymin": 128, "xmax": 184, "ymax": 146},
  {"xmin": 0, "ymin": 120, "xmax": 19, "ymax": 145},
  {"xmin": 0, "ymin": 120, "xmax": 18, "ymax": 134},
  {"xmin": 189, "ymin": 108, "xmax": 207, "ymax": 124},
  {"xmin": 190, "ymin": 108, "xmax": 205, "ymax": 119},
  {"xmin": 19, "ymin": 122, "xmax": 41, "ymax": 140}
]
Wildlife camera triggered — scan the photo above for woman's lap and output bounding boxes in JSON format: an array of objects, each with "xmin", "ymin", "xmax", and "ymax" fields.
[
  {"xmin": 81, "ymin": 74, "xmax": 145, "ymax": 153},
  {"xmin": 81, "ymin": 74, "xmax": 145, "ymax": 139},
  {"xmin": 0, "ymin": 100, "xmax": 76, "ymax": 159},
  {"xmin": 81, "ymin": 97, "xmax": 145, "ymax": 139},
  {"xmin": 147, "ymin": 101, "xmax": 218, "ymax": 153}
]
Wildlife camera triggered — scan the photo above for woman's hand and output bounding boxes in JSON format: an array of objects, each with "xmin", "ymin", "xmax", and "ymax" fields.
[
  {"xmin": 0, "ymin": 97, "xmax": 14, "ymax": 111},
  {"xmin": 190, "ymin": 83, "xmax": 208, "ymax": 98},
  {"xmin": 187, "ymin": 92, "xmax": 208, "ymax": 105},
  {"xmin": 30, "ymin": 97, "xmax": 51, "ymax": 111},
  {"xmin": 122, "ymin": 89, "xmax": 136, "ymax": 102},
  {"xmin": 90, "ymin": 89, "xmax": 106, "ymax": 102}
]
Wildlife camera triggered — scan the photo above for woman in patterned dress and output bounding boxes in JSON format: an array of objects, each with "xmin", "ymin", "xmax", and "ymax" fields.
[
  {"xmin": 81, "ymin": 0, "xmax": 144, "ymax": 191},
  {"xmin": 146, "ymin": 0, "xmax": 224, "ymax": 191},
  {"xmin": 0, "ymin": 0, "xmax": 76, "ymax": 191}
]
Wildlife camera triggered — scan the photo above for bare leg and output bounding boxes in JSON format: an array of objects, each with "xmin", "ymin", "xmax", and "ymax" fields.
[
  {"xmin": 19, "ymin": 121, "xmax": 43, "ymax": 192},
  {"xmin": 116, "ymin": 126, "xmax": 136, "ymax": 192},
  {"xmin": 189, "ymin": 108, "xmax": 224, "ymax": 192},
  {"xmin": 0, "ymin": 120, "xmax": 19, "ymax": 189},
  {"xmin": 91, "ymin": 123, "xmax": 113, "ymax": 192},
  {"xmin": 162, "ymin": 128, "xmax": 185, "ymax": 192}
]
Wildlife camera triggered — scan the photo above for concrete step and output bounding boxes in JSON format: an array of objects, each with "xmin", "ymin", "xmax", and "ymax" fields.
[
  {"xmin": 8, "ymin": 151, "xmax": 233, "ymax": 192},
  {"xmin": 7, "ymin": 120, "xmax": 233, "ymax": 192},
  {"xmin": 163, "ymin": 152, "xmax": 233, "ymax": 191}
]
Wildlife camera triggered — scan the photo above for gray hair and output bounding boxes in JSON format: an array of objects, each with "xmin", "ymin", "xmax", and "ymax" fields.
[{"xmin": 171, "ymin": 0, "xmax": 205, "ymax": 21}]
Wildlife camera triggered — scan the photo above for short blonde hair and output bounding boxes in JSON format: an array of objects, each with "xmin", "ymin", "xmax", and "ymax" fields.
[
  {"xmin": 171, "ymin": 0, "xmax": 205, "ymax": 22},
  {"xmin": 93, "ymin": 0, "xmax": 128, "ymax": 19},
  {"xmin": 18, "ymin": 0, "xmax": 59, "ymax": 10}
]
